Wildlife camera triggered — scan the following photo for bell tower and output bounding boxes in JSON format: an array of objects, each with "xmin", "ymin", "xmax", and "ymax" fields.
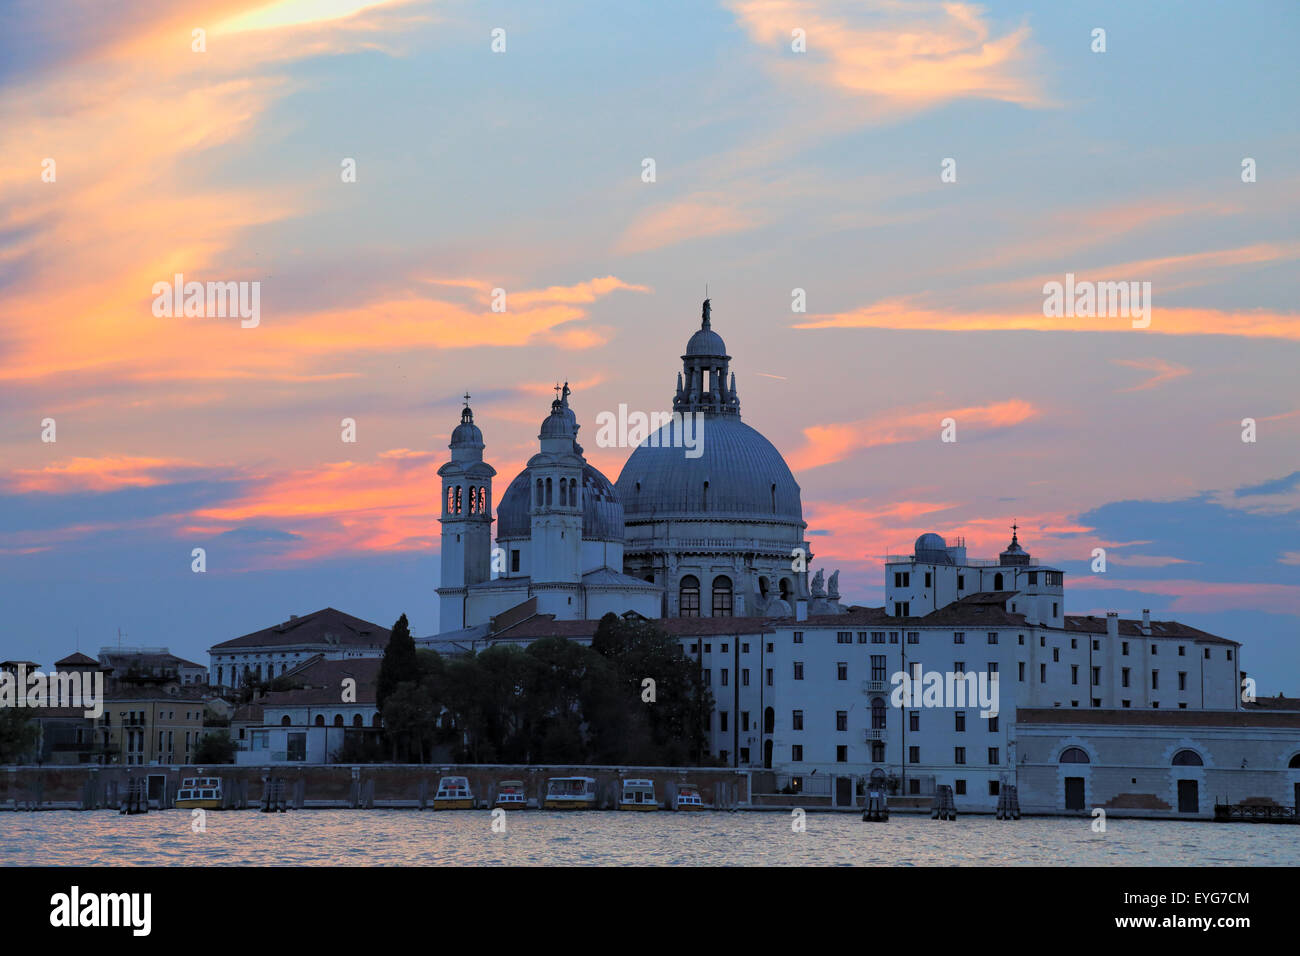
[
  {"xmin": 529, "ymin": 382, "xmax": 584, "ymax": 588},
  {"xmin": 437, "ymin": 395, "xmax": 496, "ymax": 631}
]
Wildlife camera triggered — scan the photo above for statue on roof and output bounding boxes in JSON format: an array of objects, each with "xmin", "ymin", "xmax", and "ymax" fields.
[
  {"xmin": 811, "ymin": 568, "xmax": 825, "ymax": 597},
  {"xmin": 828, "ymin": 570, "xmax": 840, "ymax": 600}
]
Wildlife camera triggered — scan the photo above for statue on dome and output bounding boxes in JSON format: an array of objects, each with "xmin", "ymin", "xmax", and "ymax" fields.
[
  {"xmin": 828, "ymin": 570, "xmax": 840, "ymax": 600},
  {"xmin": 811, "ymin": 568, "xmax": 825, "ymax": 597}
]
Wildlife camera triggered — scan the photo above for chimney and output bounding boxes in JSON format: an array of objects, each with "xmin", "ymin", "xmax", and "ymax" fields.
[
  {"xmin": 1106, "ymin": 612, "xmax": 1119, "ymax": 641},
  {"xmin": 1141, "ymin": 609, "xmax": 1150, "ymax": 635}
]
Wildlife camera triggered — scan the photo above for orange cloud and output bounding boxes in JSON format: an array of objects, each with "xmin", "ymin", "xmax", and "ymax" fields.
[
  {"xmin": 616, "ymin": 194, "xmax": 765, "ymax": 254},
  {"xmin": 1112, "ymin": 358, "xmax": 1191, "ymax": 392},
  {"xmin": 7, "ymin": 456, "xmax": 207, "ymax": 493},
  {"xmin": 727, "ymin": 0, "xmax": 1048, "ymax": 113},
  {"xmin": 788, "ymin": 399, "xmax": 1038, "ymax": 471},
  {"xmin": 795, "ymin": 299, "xmax": 1300, "ymax": 339}
]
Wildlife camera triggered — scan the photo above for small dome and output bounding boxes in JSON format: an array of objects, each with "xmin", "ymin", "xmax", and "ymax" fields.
[
  {"xmin": 915, "ymin": 532, "xmax": 946, "ymax": 552},
  {"xmin": 685, "ymin": 326, "xmax": 728, "ymax": 357},
  {"xmin": 450, "ymin": 406, "xmax": 483, "ymax": 450},
  {"xmin": 539, "ymin": 403, "xmax": 577, "ymax": 439},
  {"xmin": 496, "ymin": 462, "xmax": 624, "ymax": 542}
]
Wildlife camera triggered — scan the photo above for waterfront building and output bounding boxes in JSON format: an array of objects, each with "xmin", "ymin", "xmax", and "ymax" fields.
[
  {"xmin": 233, "ymin": 656, "xmax": 382, "ymax": 765},
  {"xmin": 208, "ymin": 607, "xmax": 390, "ymax": 691}
]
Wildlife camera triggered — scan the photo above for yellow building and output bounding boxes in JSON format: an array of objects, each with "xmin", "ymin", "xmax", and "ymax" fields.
[{"xmin": 103, "ymin": 690, "xmax": 207, "ymax": 766}]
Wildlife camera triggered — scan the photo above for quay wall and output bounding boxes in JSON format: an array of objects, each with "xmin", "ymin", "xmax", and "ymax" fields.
[{"xmin": 0, "ymin": 764, "xmax": 753, "ymax": 811}]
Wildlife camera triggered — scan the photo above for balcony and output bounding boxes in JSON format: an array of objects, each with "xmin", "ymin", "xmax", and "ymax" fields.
[
  {"xmin": 864, "ymin": 729, "xmax": 885, "ymax": 742},
  {"xmin": 861, "ymin": 680, "xmax": 886, "ymax": 694}
]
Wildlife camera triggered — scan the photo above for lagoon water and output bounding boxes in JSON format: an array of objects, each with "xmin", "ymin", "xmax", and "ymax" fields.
[{"xmin": 3, "ymin": 810, "xmax": 1299, "ymax": 865}]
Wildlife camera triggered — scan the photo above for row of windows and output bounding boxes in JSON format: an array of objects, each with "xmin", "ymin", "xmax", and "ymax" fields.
[
  {"xmin": 787, "ymin": 631, "xmax": 1231, "ymax": 664},
  {"xmin": 679, "ymin": 576, "xmax": 732, "ymax": 617},
  {"xmin": 534, "ymin": 476, "xmax": 578, "ymax": 508},
  {"xmin": 445, "ymin": 484, "xmax": 488, "ymax": 515}
]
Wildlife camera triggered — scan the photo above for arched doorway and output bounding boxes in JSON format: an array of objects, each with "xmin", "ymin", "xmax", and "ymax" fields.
[
  {"xmin": 1059, "ymin": 747, "xmax": 1089, "ymax": 810},
  {"xmin": 763, "ymin": 739, "xmax": 773, "ymax": 770}
]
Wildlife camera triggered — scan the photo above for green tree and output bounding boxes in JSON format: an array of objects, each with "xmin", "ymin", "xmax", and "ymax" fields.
[
  {"xmin": 380, "ymin": 682, "xmax": 439, "ymax": 762},
  {"xmin": 193, "ymin": 730, "xmax": 236, "ymax": 764},
  {"xmin": 0, "ymin": 710, "xmax": 38, "ymax": 763},
  {"xmin": 377, "ymin": 613, "xmax": 417, "ymax": 712}
]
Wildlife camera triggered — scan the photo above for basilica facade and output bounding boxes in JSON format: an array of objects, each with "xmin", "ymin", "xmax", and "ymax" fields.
[{"xmin": 434, "ymin": 299, "xmax": 843, "ymax": 636}]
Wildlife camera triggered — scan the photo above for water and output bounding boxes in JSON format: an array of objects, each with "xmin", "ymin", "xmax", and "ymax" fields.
[{"xmin": 3, "ymin": 811, "xmax": 1298, "ymax": 865}]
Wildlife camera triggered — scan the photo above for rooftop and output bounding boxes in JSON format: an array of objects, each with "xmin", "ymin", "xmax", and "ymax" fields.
[{"xmin": 212, "ymin": 607, "xmax": 391, "ymax": 651}]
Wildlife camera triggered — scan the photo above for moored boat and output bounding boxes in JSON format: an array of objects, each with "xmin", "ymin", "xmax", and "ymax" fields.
[
  {"xmin": 494, "ymin": 780, "xmax": 528, "ymax": 810},
  {"xmin": 433, "ymin": 775, "xmax": 475, "ymax": 809},
  {"xmin": 543, "ymin": 776, "xmax": 597, "ymax": 810},
  {"xmin": 674, "ymin": 784, "xmax": 706, "ymax": 810},
  {"xmin": 175, "ymin": 777, "xmax": 223, "ymax": 810},
  {"xmin": 618, "ymin": 778, "xmax": 658, "ymax": 811}
]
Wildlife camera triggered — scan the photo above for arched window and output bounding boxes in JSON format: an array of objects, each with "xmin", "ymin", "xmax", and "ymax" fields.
[
  {"xmin": 372, "ymin": 713, "xmax": 382, "ymax": 728},
  {"xmin": 758, "ymin": 577, "xmax": 770, "ymax": 600},
  {"xmin": 1172, "ymin": 749, "xmax": 1203, "ymax": 766},
  {"xmin": 994, "ymin": 572, "xmax": 1004, "ymax": 590},
  {"xmin": 1289, "ymin": 754, "xmax": 1300, "ymax": 768},
  {"xmin": 763, "ymin": 707, "xmax": 775, "ymax": 734},
  {"xmin": 454, "ymin": 485, "xmax": 462, "ymax": 514},
  {"xmin": 569, "ymin": 478, "xmax": 577, "ymax": 507},
  {"xmin": 771, "ymin": 483, "xmax": 777, "ymax": 513},
  {"xmin": 478, "ymin": 486, "xmax": 486, "ymax": 513},
  {"xmin": 1059, "ymin": 747, "xmax": 1090, "ymax": 763},
  {"xmin": 446, "ymin": 487, "xmax": 455, "ymax": 514},
  {"xmin": 314, "ymin": 714, "xmax": 325, "ymax": 727},
  {"xmin": 281, "ymin": 715, "xmax": 291, "ymax": 727},
  {"xmin": 871, "ymin": 697, "xmax": 887, "ymax": 730},
  {"xmin": 679, "ymin": 575, "xmax": 700, "ymax": 617},
  {"xmin": 536, "ymin": 478, "xmax": 543, "ymax": 507},
  {"xmin": 559, "ymin": 479, "xmax": 567, "ymax": 506},
  {"xmin": 216, "ymin": 666, "xmax": 223, "ymax": 687},
  {"xmin": 545, "ymin": 477, "xmax": 552, "ymax": 506},
  {"xmin": 779, "ymin": 578, "xmax": 792, "ymax": 601},
  {"xmin": 333, "ymin": 714, "xmax": 344, "ymax": 727},
  {"xmin": 352, "ymin": 714, "xmax": 363, "ymax": 727},
  {"xmin": 702, "ymin": 480, "xmax": 709, "ymax": 510},
  {"xmin": 712, "ymin": 576, "xmax": 733, "ymax": 617}
]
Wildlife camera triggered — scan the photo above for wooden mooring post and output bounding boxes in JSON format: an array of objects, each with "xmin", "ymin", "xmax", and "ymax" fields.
[
  {"xmin": 931, "ymin": 784, "xmax": 956, "ymax": 820},
  {"xmin": 996, "ymin": 785, "xmax": 1021, "ymax": 820}
]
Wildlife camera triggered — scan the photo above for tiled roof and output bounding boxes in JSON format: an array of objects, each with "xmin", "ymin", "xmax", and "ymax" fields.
[
  {"xmin": 54, "ymin": 652, "xmax": 102, "ymax": 667},
  {"xmin": 1063, "ymin": 615, "xmax": 1237, "ymax": 644},
  {"xmin": 1018, "ymin": 707, "xmax": 1300, "ymax": 728},
  {"xmin": 259, "ymin": 658, "xmax": 380, "ymax": 708},
  {"xmin": 211, "ymin": 607, "xmax": 391, "ymax": 650},
  {"xmin": 1244, "ymin": 695, "xmax": 1300, "ymax": 711}
]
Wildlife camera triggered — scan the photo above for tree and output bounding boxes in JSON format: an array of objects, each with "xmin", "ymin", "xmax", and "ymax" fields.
[
  {"xmin": 193, "ymin": 731, "xmax": 236, "ymax": 764},
  {"xmin": 381, "ymin": 682, "xmax": 439, "ymax": 762},
  {"xmin": 0, "ymin": 710, "xmax": 38, "ymax": 763},
  {"xmin": 377, "ymin": 613, "xmax": 417, "ymax": 713}
]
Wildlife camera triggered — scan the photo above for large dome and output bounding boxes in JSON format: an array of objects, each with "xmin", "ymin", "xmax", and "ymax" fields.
[
  {"xmin": 496, "ymin": 462, "xmax": 624, "ymax": 542},
  {"xmin": 616, "ymin": 416, "xmax": 803, "ymax": 522}
]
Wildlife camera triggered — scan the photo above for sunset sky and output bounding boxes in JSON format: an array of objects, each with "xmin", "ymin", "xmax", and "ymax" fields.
[{"xmin": 2, "ymin": 1, "xmax": 1297, "ymax": 690}]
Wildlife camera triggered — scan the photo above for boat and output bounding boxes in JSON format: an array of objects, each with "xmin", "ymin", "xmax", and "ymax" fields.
[
  {"xmin": 433, "ymin": 775, "xmax": 475, "ymax": 809},
  {"xmin": 543, "ymin": 776, "xmax": 598, "ymax": 810},
  {"xmin": 493, "ymin": 780, "xmax": 528, "ymax": 810},
  {"xmin": 674, "ymin": 784, "xmax": 706, "ymax": 810},
  {"xmin": 618, "ymin": 778, "xmax": 658, "ymax": 811},
  {"xmin": 175, "ymin": 777, "xmax": 223, "ymax": 810}
]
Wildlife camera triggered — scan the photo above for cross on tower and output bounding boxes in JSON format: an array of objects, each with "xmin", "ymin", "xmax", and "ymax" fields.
[
  {"xmin": 463, "ymin": 391, "xmax": 471, "ymax": 408},
  {"xmin": 554, "ymin": 382, "xmax": 561, "ymax": 399}
]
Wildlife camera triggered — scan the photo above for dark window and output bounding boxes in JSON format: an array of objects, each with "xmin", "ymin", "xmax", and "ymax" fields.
[
  {"xmin": 1059, "ymin": 747, "xmax": 1090, "ymax": 763},
  {"xmin": 909, "ymin": 746, "xmax": 920, "ymax": 764},
  {"xmin": 510, "ymin": 550, "xmax": 520, "ymax": 573},
  {"xmin": 955, "ymin": 711, "xmax": 965, "ymax": 732},
  {"xmin": 871, "ymin": 698, "xmax": 886, "ymax": 730},
  {"xmin": 793, "ymin": 662, "xmax": 803, "ymax": 680},
  {"xmin": 712, "ymin": 576, "xmax": 733, "ymax": 617},
  {"xmin": 954, "ymin": 747, "xmax": 966, "ymax": 765},
  {"xmin": 836, "ymin": 662, "xmax": 848, "ymax": 680},
  {"xmin": 679, "ymin": 575, "xmax": 700, "ymax": 617},
  {"xmin": 1172, "ymin": 749, "xmax": 1203, "ymax": 766},
  {"xmin": 836, "ymin": 711, "xmax": 848, "ymax": 732}
]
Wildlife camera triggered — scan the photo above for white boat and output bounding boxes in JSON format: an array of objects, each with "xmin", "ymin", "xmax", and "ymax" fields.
[
  {"xmin": 433, "ymin": 775, "xmax": 474, "ymax": 809},
  {"xmin": 175, "ymin": 777, "xmax": 223, "ymax": 810},
  {"xmin": 618, "ymin": 778, "xmax": 658, "ymax": 811},
  {"xmin": 493, "ymin": 780, "xmax": 528, "ymax": 810},
  {"xmin": 543, "ymin": 776, "xmax": 597, "ymax": 810},
  {"xmin": 674, "ymin": 784, "xmax": 706, "ymax": 810}
]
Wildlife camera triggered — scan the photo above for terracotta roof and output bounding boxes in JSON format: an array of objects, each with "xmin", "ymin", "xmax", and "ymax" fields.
[
  {"xmin": 259, "ymin": 658, "xmax": 380, "ymax": 708},
  {"xmin": 1017, "ymin": 707, "xmax": 1300, "ymax": 728},
  {"xmin": 212, "ymin": 607, "xmax": 392, "ymax": 650},
  {"xmin": 1244, "ymin": 695, "xmax": 1300, "ymax": 711},
  {"xmin": 1063, "ymin": 615, "xmax": 1237, "ymax": 644},
  {"xmin": 231, "ymin": 703, "xmax": 265, "ymax": 723},
  {"xmin": 492, "ymin": 614, "xmax": 780, "ymax": 642},
  {"xmin": 54, "ymin": 652, "xmax": 102, "ymax": 667}
]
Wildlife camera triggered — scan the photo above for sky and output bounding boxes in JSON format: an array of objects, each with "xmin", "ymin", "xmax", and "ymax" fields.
[{"xmin": 1, "ymin": 0, "xmax": 1297, "ymax": 690}]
